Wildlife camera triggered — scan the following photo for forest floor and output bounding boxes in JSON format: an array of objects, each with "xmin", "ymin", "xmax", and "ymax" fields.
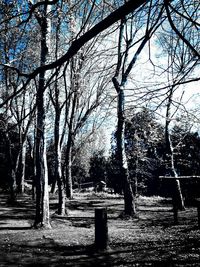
[{"xmin": 0, "ymin": 191, "xmax": 200, "ymax": 266}]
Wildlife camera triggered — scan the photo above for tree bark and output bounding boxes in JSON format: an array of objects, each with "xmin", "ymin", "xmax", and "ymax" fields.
[
  {"xmin": 165, "ymin": 87, "xmax": 185, "ymax": 210},
  {"xmin": 18, "ymin": 139, "xmax": 27, "ymax": 194},
  {"xmin": 113, "ymin": 79, "xmax": 136, "ymax": 216},
  {"xmin": 5, "ymin": 131, "xmax": 17, "ymax": 203},
  {"xmin": 52, "ymin": 14, "xmax": 66, "ymax": 214},
  {"xmin": 54, "ymin": 108, "xmax": 66, "ymax": 215},
  {"xmin": 65, "ymin": 77, "xmax": 77, "ymax": 199},
  {"xmin": 65, "ymin": 135, "xmax": 73, "ymax": 199},
  {"xmin": 34, "ymin": 78, "xmax": 50, "ymax": 228},
  {"xmin": 34, "ymin": 3, "xmax": 50, "ymax": 228}
]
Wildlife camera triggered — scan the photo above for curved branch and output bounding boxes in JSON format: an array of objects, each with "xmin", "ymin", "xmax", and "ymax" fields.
[{"xmin": 164, "ymin": 0, "xmax": 200, "ymax": 60}]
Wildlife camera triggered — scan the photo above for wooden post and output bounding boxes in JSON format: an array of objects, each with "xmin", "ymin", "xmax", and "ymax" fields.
[{"xmin": 95, "ymin": 208, "xmax": 108, "ymax": 250}]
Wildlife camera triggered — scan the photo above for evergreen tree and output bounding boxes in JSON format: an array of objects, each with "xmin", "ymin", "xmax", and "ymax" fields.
[{"xmin": 89, "ymin": 150, "xmax": 107, "ymax": 188}]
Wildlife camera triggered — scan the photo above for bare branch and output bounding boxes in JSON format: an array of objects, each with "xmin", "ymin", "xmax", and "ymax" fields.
[{"xmin": 164, "ymin": 0, "xmax": 200, "ymax": 59}]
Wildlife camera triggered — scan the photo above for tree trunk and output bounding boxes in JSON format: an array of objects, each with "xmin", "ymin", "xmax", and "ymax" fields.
[
  {"xmin": 113, "ymin": 79, "xmax": 136, "ymax": 216},
  {"xmin": 57, "ymin": 157, "xmax": 66, "ymax": 215},
  {"xmin": 27, "ymin": 136, "xmax": 36, "ymax": 199},
  {"xmin": 34, "ymin": 3, "xmax": 50, "ymax": 228},
  {"xmin": 165, "ymin": 130, "xmax": 185, "ymax": 210},
  {"xmin": 65, "ymin": 81, "xmax": 77, "ymax": 200},
  {"xmin": 50, "ymin": 180, "xmax": 57, "ymax": 194},
  {"xmin": 54, "ymin": 109, "xmax": 66, "ymax": 215},
  {"xmin": 34, "ymin": 79, "xmax": 50, "ymax": 228},
  {"xmin": 165, "ymin": 88, "xmax": 185, "ymax": 210},
  {"xmin": 18, "ymin": 139, "xmax": 27, "ymax": 194},
  {"xmin": 32, "ymin": 134, "xmax": 36, "ymax": 200},
  {"xmin": 52, "ymin": 15, "xmax": 66, "ymax": 214},
  {"xmin": 65, "ymin": 137, "xmax": 73, "ymax": 199},
  {"xmin": 5, "ymin": 131, "xmax": 17, "ymax": 203}
]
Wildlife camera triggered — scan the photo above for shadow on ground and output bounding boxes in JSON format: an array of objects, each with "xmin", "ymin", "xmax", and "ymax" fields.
[
  {"xmin": 0, "ymin": 193, "xmax": 200, "ymax": 266},
  {"xmin": 1, "ymin": 238, "xmax": 200, "ymax": 267}
]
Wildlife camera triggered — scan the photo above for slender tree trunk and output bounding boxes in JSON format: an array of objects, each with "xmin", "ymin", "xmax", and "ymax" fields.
[
  {"xmin": 50, "ymin": 180, "xmax": 57, "ymax": 194},
  {"xmin": 15, "ymin": 144, "xmax": 21, "ymax": 190},
  {"xmin": 52, "ymin": 15, "xmax": 66, "ymax": 214},
  {"xmin": 54, "ymin": 108, "xmax": 66, "ymax": 215},
  {"xmin": 165, "ymin": 88, "xmax": 185, "ymax": 210},
  {"xmin": 32, "ymin": 132, "xmax": 36, "ymax": 200},
  {"xmin": 65, "ymin": 136, "xmax": 73, "ymax": 199},
  {"xmin": 34, "ymin": 77, "xmax": 50, "ymax": 228},
  {"xmin": 113, "ymin": 79, "xmax": 136, "ymax": 216},
  {"xmin": 34, "ymin": 4, "xmax": 50, "ymax": 228},
  {"xmin": 56, "ymin": 147, "xmax": 66, "ymax": 215},
  {"xmin": 65, "ymin": 84, "xmax": 77, "ymax": 199},
  {"xmin": 18, "ymin": 139, "xmax": 27, "ymax": 194},
  {"xmin": 14, "ymin": 130, "xmax": 27, "ymax": 194},
  {"xmin": 27, "ymin": 136, "xmax": 36, "ymax": 199},
  {"xmin": 5, "ymin": 131, "xmax": 17, "ymax": 203}
]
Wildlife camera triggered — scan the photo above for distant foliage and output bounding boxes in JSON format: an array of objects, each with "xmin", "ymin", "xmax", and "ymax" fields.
[
  {"xmin": 106, "ymin": 151, "xmax": 123, "ymax": 194},
  {"xmin": 0, "ymin": 114, "xmax": 19, "ymax": 188},
  {"xmin": 1, "ymin": 108, "xmax": 200, "ymax": 198},
  {"xmin": 89, "ymin": 150, "xmax": 107, "ymax": 186},
  {"xmin": 172, "ymin": 126, "xmax": 200, "ymax": 176},
  {"xmin": 108, "ymin": 108, "xmax": 200, "ymax": 196}
]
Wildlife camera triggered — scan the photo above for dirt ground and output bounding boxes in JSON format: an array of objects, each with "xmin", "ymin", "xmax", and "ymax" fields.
[{"xmin": 0, "ymin": 191, "xmax": 200, "ymax": 266}]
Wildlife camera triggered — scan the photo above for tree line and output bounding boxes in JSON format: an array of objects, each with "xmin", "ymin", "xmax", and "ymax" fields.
[{"xmin": 1, "ymin": 107, "xmax": 200, "ymax": 203}]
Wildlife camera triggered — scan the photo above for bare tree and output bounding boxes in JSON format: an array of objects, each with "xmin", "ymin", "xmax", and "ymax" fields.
[
  {"xmin": 164, "ymin": 85, "xmax": 185, "ymax": 210},
  {"xmin": 112, "ymin": 2, "xmax": 165, "ymax": 216},
  {"xmin": 9, "ymin": 88, "xmax": 35, "ymax": 194},
  {"xmin": 64, "ymin": 43, "xmax": 112, "ymax": 198}
]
